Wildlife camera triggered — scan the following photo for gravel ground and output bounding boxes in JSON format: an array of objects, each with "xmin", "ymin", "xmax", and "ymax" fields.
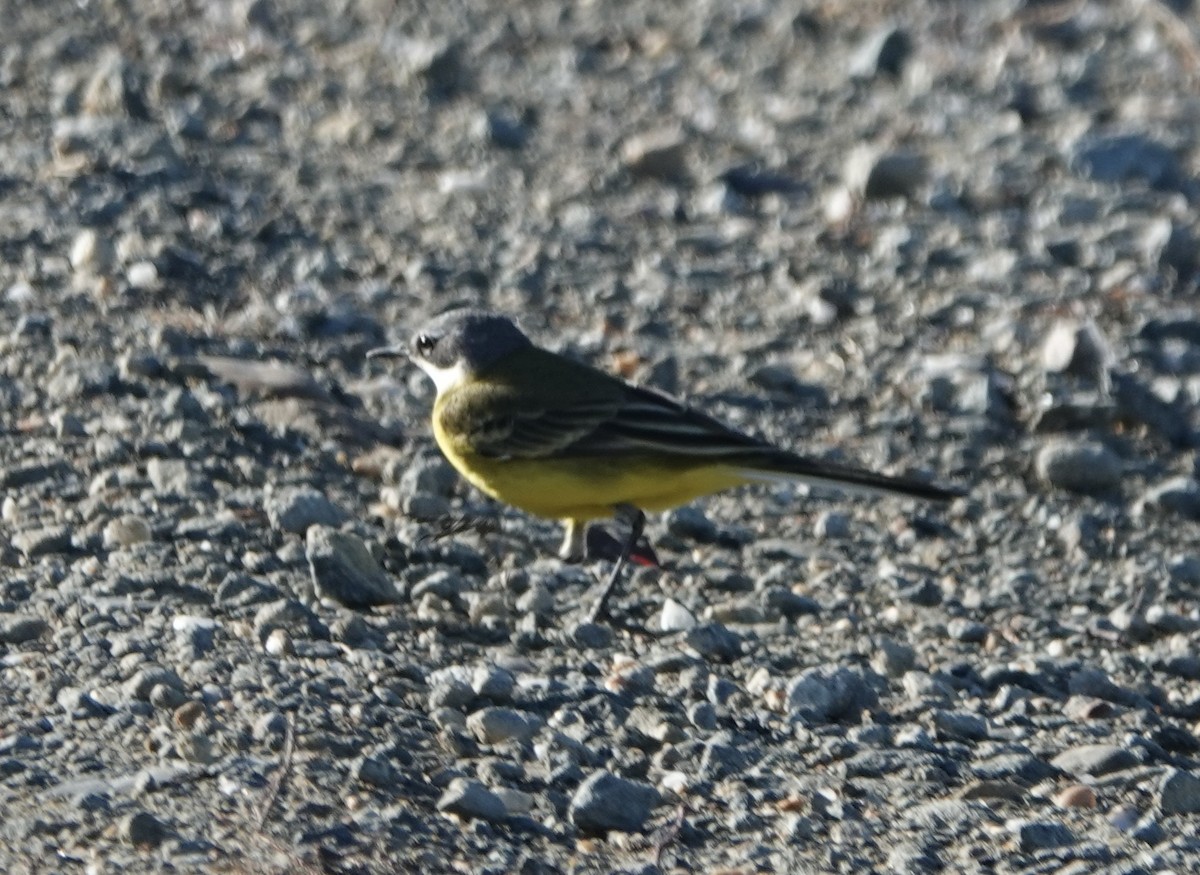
[{"xmin": 3, "ymin": 0, "xmax": 1200, "ymax": 871}]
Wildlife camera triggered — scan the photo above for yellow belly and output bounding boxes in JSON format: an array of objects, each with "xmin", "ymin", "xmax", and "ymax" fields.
[{"xmin": 433, "ymin": 423, "xmax": 747, "ymax": 520}]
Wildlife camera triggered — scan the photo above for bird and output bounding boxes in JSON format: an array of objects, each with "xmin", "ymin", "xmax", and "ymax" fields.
[{"xmin": 368, "ymin": 308, "xmax": 962, "ymax": 620}]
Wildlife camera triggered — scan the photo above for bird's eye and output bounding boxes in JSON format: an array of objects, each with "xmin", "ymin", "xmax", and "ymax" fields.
[{"xmin": 415, "ymin": 334, "xmax": 436, "ymax": 355}]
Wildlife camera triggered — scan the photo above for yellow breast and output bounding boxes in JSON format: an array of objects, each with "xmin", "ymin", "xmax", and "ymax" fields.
[{"xmin": 431, "ymin": 398, "xmax": 747, "ymax": 521}]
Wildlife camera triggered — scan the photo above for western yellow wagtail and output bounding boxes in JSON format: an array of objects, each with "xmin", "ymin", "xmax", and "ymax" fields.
[{"xmin": 369, "ymin": 309, "xmax": 962, "ymax": 621}]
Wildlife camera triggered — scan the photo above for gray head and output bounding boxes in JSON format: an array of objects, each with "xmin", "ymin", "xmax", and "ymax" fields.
[{"xmin": 368, "ymin": 309, "xmax": 532, "ymax": 394}]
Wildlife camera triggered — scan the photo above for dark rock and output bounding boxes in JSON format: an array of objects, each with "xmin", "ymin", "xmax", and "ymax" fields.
[
  {"xmin": 569, "ymin": 771, "xmax": 660, "ymax": 835},
  {"xmin": 1071, "ymin": 134, "xmax": 1183, "ymax": 190},
  {"xmin": 306, "ymin": 525, "xmax": 399, "ymax": 607},
  {"xmin": 437, "ymin": 778, "xmax": 508, "ymax": 822}
]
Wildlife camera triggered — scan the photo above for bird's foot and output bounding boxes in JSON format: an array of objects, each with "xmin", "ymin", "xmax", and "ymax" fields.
[{"xmin": 585, "ymin": 526, "xmax": 660, "ymax": 568}]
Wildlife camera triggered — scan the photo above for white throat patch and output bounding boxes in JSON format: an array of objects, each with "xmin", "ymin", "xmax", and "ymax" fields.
[{"xmin": 415, "ymin": 359, "xmax": 471, "ymax": 396}]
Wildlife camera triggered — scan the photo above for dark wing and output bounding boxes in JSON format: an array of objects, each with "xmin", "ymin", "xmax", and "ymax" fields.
[
  {"xmin": 468, "ymin": 397, "xmax": 625, "ymax": 458},
  {"xmin": 434, "ymin": 353, "xmax": 626, "ymax": 459},
  {"xmin": 560, "ymin": 384, "xmax": 773, "ymax": 457},
  {"xmin": 439, "ymin": 367, "xmax": 771, "ymax": 461}
]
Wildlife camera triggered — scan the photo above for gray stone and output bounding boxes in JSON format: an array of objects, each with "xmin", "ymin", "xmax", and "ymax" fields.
[
  {"xmin": 813, "ymin": 510, "xmax": 851, "ymax": 539},
  {"xmin": 843, "ymin": 749, "xmax": 957, "ymax": 780},
  {"xmin": 266, "ymin": 487, "xmax": 348, "ymax": 534},
  {"xmin": 1071, "ymin": 134, "xmax": 1182, "ymax": 190},
  {"xmin": 849, "ymin": 26, "xmax": 913, "ymax": 80},
  {"xmin": 1050, "ymin": 744, "xmax": 1139, "ymax": 777},
  {"xmin": 659, "ymin": 598, "xmax": 697, "ymax": 632},
  {"xmin": 1035, "ymin": 441, "xmax": 1122, "ymax": 495},
  {"xmin": 398, "ymin": 451, "xmax": 459, "ymax": 497},
  {"xmin": 569, "ymin": 771, "xmax": 660, "ymax": 835},
  {"xmin": 124, "ymin": 666, "xmax": 185, "ymax": 701},
  {"xmin": 945, "ymin": 618, "xmax": 989, "ymax": 643},
  {"xmin": 1140, "ymin": 477, "xmax": 1200, "ymax": 520},
  {"xmin": 762, "ymin": 587, "xmax": 820, "ymax": 619},
  {"xmin": 1132, "ymin": 816, "xmax": 1167, "ymax": 845},
  {"xmin": 120, "ymin": 811, "xmax": 168, "ymax": 848},
  {"xmin": 402, "ymin": 493, "xmax": 451, "ymax": 521},
  {"xmin": 0, "ymin": 615, "xmax": 48, "ymax": 644},
  {"xmin": 786, "ymin": 666, "xmax": 879, "ymax": 723},
  {"xmin": 1012, "ymin": 820, "xmax": 1075, "ymax": 853},
  {"xmin": 305, "ymin": 525, "xmax": 398, "ymax": 607},
  {"xmin": 1113, "ymin": 374, "xmax": 1191, "ymax": 446},
  {"xmin": 572, "ymin": 621, "xmax": 614, "ymax": 650},
  {"xmin": 103, "ymin": 515, "xmax": 152, "ymax": 548},
  {"xmin": 895, "ymin": 577, "xmax": 942, "ymax": 606},
  {"xmin": 873, "ymin": 637, "xmax": 916, "ymax": 678},
  {"xmin": 863, "ymin": 150, "xmax": 928, "ymax": 200},
  {"xmin": 466, "ymin": 707, "xmax": 542, "ymax": 745},
  {"xmin": 428, "ymin": 679, "xmax": 475, "ymax": 711},
  {"xmin": 1167, "ymin": 555, "xmax": 1200, "ymax": 586},
  {"xmin": 471, "ymin": 665, "xmax": 516, "ymax": 702},
  {"xmin": 0, "ymin": 461, "xmax": 75, "ymax": 488},
  {"xmin": 146, "ymin": 458, "xmax": 203, "ymax": 495},
  {"xmin": 252, "ymin": 712, "xmax": 287, "ymax": 743},
  {"xmin": 683, "ymin": 623, "xmax": 742, "ymax": 661},
  {"xmin": 353, "ymin": 755, "xmax": 401, "ymax": 788},
  {"xmin": 1158, "ymin": 768, "xmax": 1200, "ymax": 815},
  {"xmin": 1041, "ymin": 320, "xmax": 1111, "ymax": 383},
  {"xmin": 12, "ymin": 525, "xmax": 72, "ymax": 557},
  {"xmin": 666, "ymin": 506, "xmax": 719, "ymax": 543},
  {"xmin": 253, "ymin": 599, "xmax": 324, "ymax": 640},
  {"xmin": 484, "ymin": 108, "xmax": 533, "ymax": 151},
  {"xmin": 148, "ymin": 683, "xmax": 188, "ymax": 710},
  {"xmin": 933, "ymin": 710, "xmax": 988, "ymax": 742},
  {"xmin": 437, "ymin": 778, "xmax": 508, "ymax": 822},
  {"xmin": 621, "ymin": 129, "xmax": 689, "ymax": 183}
]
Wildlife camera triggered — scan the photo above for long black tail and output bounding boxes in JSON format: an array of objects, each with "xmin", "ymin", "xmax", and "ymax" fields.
[{"xmin": 738, "ymin": 449, "xmax": 964, "ymax": 502}]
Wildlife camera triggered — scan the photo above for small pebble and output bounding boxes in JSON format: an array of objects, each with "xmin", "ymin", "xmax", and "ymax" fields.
[
  {"xmin": 1054, "ymin": 784, "xmax": 1097, "ymax": 809},
  {"xmin": 126, "ymin": 261, "xmax": 158, "ymax": 289},
  {"xmin": 659, "ymin": 598, "xmax": 697, "ymax": 632},
  {"xmin": 120, "ymin": 811, "xmax": 168, "ymax": 849},
  {"xmin": 945, "ymin": 618, "xmax": 989, "ymax": 643},
  {"xmin": 264, "ymin": 628, "xmax": 292, "ymax": 657},
  {"xmin": 103, "ymin": 515, "xmax": 152, "ymax": 548}
]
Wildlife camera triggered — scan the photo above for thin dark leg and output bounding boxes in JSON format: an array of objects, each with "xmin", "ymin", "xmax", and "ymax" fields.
[{"xmin": 587, "ymin": 505, "xmax": 646, "ymax": 623}]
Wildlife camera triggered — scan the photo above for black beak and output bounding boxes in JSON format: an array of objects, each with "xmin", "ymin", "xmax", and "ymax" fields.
[{"xmin": 366, "ymin": 343, "xmax": 409, "ymax": 360}]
